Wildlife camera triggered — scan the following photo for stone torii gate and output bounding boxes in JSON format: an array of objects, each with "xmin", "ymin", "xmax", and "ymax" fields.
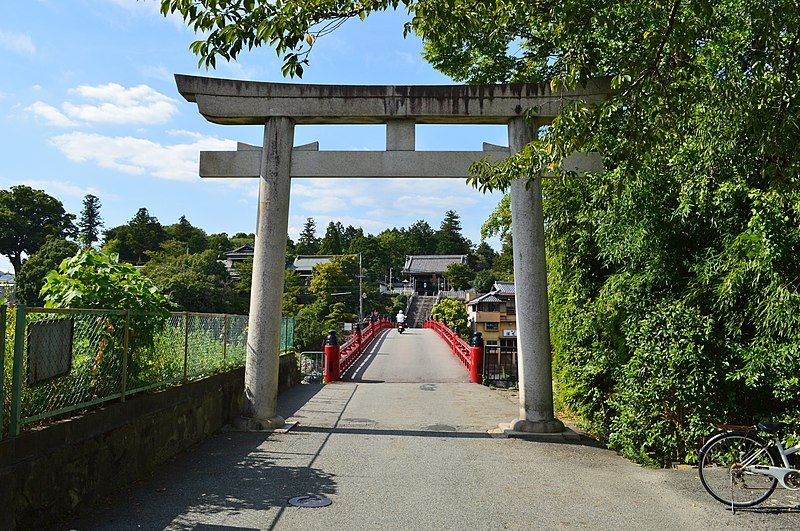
[{"xmin": 175, "ymin": 74, "xmax": 609, "ymax": 433}]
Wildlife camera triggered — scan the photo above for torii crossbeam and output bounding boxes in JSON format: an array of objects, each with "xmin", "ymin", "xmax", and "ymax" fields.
[{"xmin": 176, "ymin": 74, "xmax": 610, "ymax": 433}]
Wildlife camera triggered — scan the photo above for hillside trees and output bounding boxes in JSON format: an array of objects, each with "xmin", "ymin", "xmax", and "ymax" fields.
[{"xmin": 142, "ymin": 248, "xmax": 233, "ymax": 313}]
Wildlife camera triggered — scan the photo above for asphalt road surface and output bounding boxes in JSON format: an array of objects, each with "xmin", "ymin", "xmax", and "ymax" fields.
[{"xmin": 71, "ymin": 329, "xmax": 800, "ymax": 530}]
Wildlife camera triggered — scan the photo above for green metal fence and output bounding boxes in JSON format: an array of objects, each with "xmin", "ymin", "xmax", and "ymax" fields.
[{"xmin": 0, "ymin": 307, "xmax": 295, "ymax": 439}]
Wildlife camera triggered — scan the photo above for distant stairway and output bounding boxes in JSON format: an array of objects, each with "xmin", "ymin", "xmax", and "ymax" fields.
[{"xmin": 407, "ymin": 295, "xmax": 437, "ymax": 328}]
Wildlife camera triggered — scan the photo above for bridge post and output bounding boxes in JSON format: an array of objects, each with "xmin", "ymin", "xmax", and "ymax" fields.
[
  {"xmin": 240, "ymin": 116, "xmax": 294, "ymax": 430},
  {"xmin": 469, "ymin": 332, "xmax": 484, "ymax": 384},
  {"xmin": 355, "ymin": 323, "xmax": 363, "ymax": 357},
  {"xmin": 508, "ymin": 117, "xmax": 565, "ymax": 433},
  {"xmin": 324, "ymin": 330, "xmax": 340, "ymax": 383}
]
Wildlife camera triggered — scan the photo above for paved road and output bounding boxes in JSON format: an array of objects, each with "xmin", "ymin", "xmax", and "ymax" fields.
[
  {"xmin": 342, "ymin": 328, "xmax": 469, "ymax": 383},
  {"xmin": 72, "ymin": 329, "xmax": 799, "ymax": 530}
]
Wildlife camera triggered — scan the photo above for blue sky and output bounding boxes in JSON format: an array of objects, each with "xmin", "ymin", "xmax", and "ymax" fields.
[{"xmin": 0, "ymin": 0, "xmax": 508, "ymax": 273}]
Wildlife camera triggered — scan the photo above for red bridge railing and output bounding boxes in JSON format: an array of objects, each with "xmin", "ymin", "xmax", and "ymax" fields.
[
  {"xmin": 423, "ymin": 319, "xmax": 484, "ymax": 383},
  {"xmin": 324, "ymin": 318, "xmax": 392, "ymax": 382}
]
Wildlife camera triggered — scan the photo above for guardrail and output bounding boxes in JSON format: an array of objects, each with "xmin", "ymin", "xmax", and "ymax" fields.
[
  {"xmin": 423, "ymin": 319, "xmax": 483, "ymax": 383},
  {"xmin": 323, "ymin": 318, "xmax": 392, "ymax": 382}
]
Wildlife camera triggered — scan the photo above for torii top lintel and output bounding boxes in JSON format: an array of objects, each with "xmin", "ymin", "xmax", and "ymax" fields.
[{"xmin": 175, "ymin": 74, "xmax": 611, "ymax": 126}]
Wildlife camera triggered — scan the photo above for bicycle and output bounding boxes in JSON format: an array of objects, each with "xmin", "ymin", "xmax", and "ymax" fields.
[{"xmin": 698, "ymin": 422, "xmax": 800, "ymax": 511}]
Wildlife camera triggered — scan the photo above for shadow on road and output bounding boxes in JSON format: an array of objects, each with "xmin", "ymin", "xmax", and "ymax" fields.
[
  {"xmin": 295, "ymin": 425, "xmax": 493, "ymax": 439},
  {"xmin": 71, "ymin": 432, "xmax": 338, "ymax": 531},
  {"xmin": 733, "ymin": 505, "xmax": 800, "ymax": 514}
]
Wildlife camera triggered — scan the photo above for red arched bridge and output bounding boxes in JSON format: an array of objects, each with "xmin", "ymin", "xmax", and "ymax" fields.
[{"xmin": 320, "ymin": 319, "xmax": 484, "ymax": 385}]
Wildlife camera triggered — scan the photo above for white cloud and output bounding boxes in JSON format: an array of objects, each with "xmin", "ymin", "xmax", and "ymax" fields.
[
  {"xmin": 104, "ymin": 0, "xmax": 188, "ymax": 29},
  {"xmin": 0, "ymin": 30, "xmax": 36, "ymax": 55},
  {"xmin": 62, "ymin": 83, "xmax": 177, "ymax": 124},
  {"xmin": 391, "ymin": 192, "xmax": 479, "ymax": 217},
  {"xmin": 286, "ymin": 176, "xmax": 494, "ymax": 241},
  {"xmin": 26, "ymin": 101, "xmax": 79, "ymax": 127},
  {"xmin": 49, "ymin": 131, "xmax": 236, "ymax": 181},
  {"xmin": 299, "ymin": 196, "xmax": 347, "ymax": 213}
]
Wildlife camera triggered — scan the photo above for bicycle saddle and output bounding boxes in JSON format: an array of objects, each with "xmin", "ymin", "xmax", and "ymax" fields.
[{"xmin": 757, "ymin": 421, "xmax": 788, "ymax": 433}]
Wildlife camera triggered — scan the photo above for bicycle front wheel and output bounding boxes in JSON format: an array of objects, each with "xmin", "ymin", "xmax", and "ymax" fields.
[{"xmin": 698, "ymin": 431, "xmax": 779, "ymax": 508}]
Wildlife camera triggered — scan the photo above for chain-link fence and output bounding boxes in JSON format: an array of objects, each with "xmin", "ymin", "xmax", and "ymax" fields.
[{"xmin": 0, "ymin": 307, "xmax": 295, "ymax": 439}]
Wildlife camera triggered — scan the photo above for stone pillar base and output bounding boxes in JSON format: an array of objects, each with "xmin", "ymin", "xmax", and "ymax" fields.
[
  {"xmin": 233, "ymin": 415, "xmax": 286, "ymax": 431},
  {"xmin": 510, "ymin": 418, "xmax": 565, "ymax": 434}
]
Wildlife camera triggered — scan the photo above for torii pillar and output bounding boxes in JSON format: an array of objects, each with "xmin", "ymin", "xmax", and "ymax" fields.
[
  {"xmin": 241, "ymin": 117, "xmax": 293, "ymax": 429},
  {"xmin": 175, "ymin": 74, "xmax": 608, "ymax": 432}
]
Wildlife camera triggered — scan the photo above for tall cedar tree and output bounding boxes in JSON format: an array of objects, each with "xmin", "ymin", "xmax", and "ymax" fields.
[
  {"xmin": 296, "ymin": 217, "xmax": 320, "ymax": 255},
  {"xmin": 319, "ymin": 221, "xmax": 344, "ymax": 255},
  {"xmin": 78, "ymin": 194, "xmax": 103, "ymax": 248},
  {"xmin": 434, "ymin": 210, "xmax": 471, "ymax": 255}
]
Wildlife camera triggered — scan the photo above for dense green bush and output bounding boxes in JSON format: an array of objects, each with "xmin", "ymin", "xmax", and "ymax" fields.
[
  {"xmin": 41, "ymin": 249, "xmax": 172, "ymax": 352},
  {"xmin": 545, "ymin": 167, "xmax": 800, "ymax": 466},
  {"xmin": 431, "ymin": 298, "xmax": 469, "ymax": 339}
]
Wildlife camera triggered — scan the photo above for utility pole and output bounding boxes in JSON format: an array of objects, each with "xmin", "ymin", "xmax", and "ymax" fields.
[{"xmin": 358, "ymin": 252, "xmax": 363, "ymax": 325}]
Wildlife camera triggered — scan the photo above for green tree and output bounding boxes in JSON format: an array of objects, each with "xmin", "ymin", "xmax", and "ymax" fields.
[
  {"xmin": 443, "ymin": 262, "xmax": 475, "ymax": 291},
  {"xmin": 341, "ymin": 225, "xmax": 364, "ymax": 250},
  {"xmin": 482, "ymin": 199, "xmax": 514, "ymax": 281},
  {"xmin": 309, "ymin": 256, "xmax": 358, "ymax": 305},
  {"xmin": 230, "ymin": 232, "xmax": 255, "ymax": 248},
  {"xmin": 296, "ymin": 217, "xmax": 320, "ymax": 255},
  {"xmin": 41, "ymin": 249, "xmax": 172, "ymax": 351},
  {"xmin": 142, "ymin": 249, "xmax": 231, "ymax": 313},
  {"xmin": 319, "ymin": 221, "xmax": 344, "ymax": 255},
  {"xmin": 281, "ymin": 268, "xmax": 303, "ymax": 317},
  {"xmin": 160, "ymin": 0, "xmax": 416, "ymax": 76},
  {"xmin": 434, "ymin": 210, "xmax": 471, "ymax": 255},
  {"xmin": 233, "ymin": 257, "xmax": 254, "ymax": 314},
  {"xmin": 78, "ymin": 194, "xmax": 103, "ymax": 248},
  {"xmin": 0, "ymin": 185, "xmax": 76, "ymax": 273},
  {"xmin": 470, "ymin": 241, "xmax": 497, "ymax": 272},
  {"xmin": 326, "ymin": 301, "xmax": 357, "ymax": 331},
  {"xmin": 14, "ymin": 238, "xmax": 79, "ymax": 306},
  {"xmin": 472, "ymin": 269, "xmax": 496, "ymax": 293},
  {"xmin": 431, "ymin": 298, "xmax": 469, "ymax": 338},
  {"xmin": 406, "ymin": 220, "xmax": 436, "ymax": 255},
  {"xmin": 165, "ymin": 215, "xmax": 208, "ymax": 254},
  {"xmin": 348, "ymin": 235, "xmax": 388, "ymax": 280},
  {"xmin": 377, "ymin": 228, "xmax": 412, "ymax": 274},
  {"xmin": 207, "ymin": 232, "xmax": 233, "ymax": 257},
  {"xmin": 104, "ymin": 208, "xmax": 167, "ymax": 264},
  {"xmin": 293, "ymin": 298, "xmax": 329, "ymax": 351}
]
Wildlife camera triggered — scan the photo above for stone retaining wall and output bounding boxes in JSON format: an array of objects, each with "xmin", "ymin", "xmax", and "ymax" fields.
[{"xmin": 0, "ymin": 353, "xmax": 299, "ymax": 530}]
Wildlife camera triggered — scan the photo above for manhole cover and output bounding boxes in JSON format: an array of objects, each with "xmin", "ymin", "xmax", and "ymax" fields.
[{"xmin": 288, "ymin": 494, "xmax": 332, "ymax": 508}]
